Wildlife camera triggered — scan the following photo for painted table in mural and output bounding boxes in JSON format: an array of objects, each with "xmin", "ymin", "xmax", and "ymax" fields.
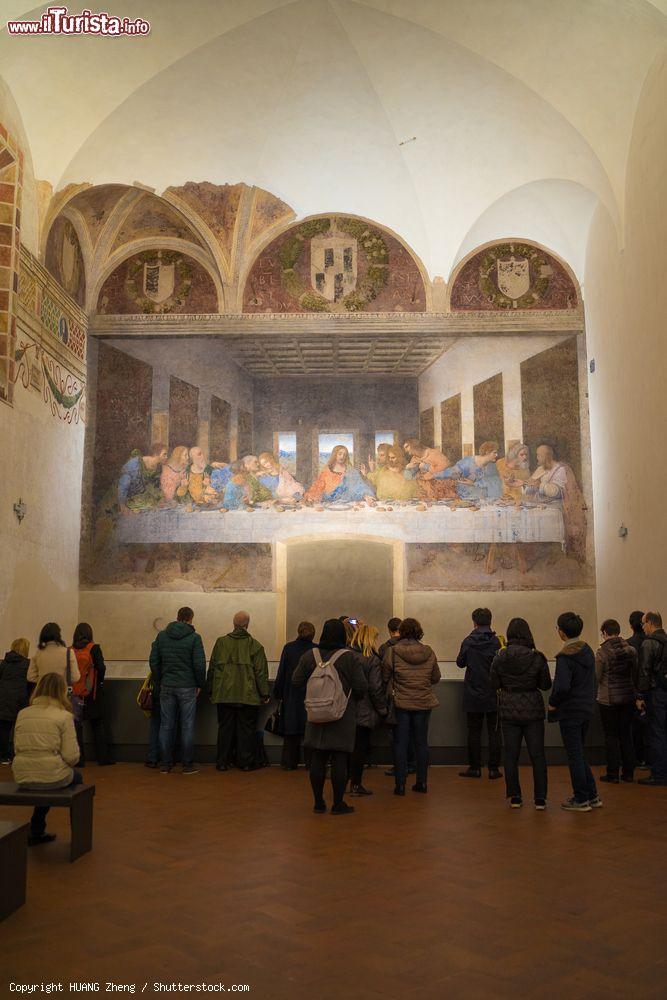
[{"xmin": 116, "ymin": 503, "xmax": 565, "ymax": 546}]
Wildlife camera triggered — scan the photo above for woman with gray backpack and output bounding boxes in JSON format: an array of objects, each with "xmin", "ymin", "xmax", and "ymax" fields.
[{"xmin": 292, "ymin": 619, "xmax": 367, "ymax": 815}]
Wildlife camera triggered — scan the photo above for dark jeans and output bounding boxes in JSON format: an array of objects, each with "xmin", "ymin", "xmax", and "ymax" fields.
[
  {"xmin": 216, "ymin": 704, "xmax": 258, "ymax": 769},
  {"xmin": 633, "ymin": 709, "xmax": 650, "ymax": 765},
  {"xmin": 502, "ymin": 720, "xmax": 547, "ymax": 801},
  {"xmin": 147, "ymin": 707, "xmax": 161, "ymax": 765},
  {"xmin": 467, "ymin": 711, "xmax": 501, "ymax": 769},
  {"xmin": 598, "ymin": 703, "xmax": 635, "ymax": 779},
  {"xmin": 394, "ymin": 708, "xmax": 431, "ymax": 785},
  {"xmin": 159, "ymin": 686, "xmax": 197, "ymax": 768},
  {"xmin": 389, "ymin": 727, "xmax": 417, "ymax": 769},
  {"xmin": 309, "ymin": 749, "xmax": 349, "ymax": 808},
  {"xmin": 350, "ymin": 725, "xmax": 372, "ymax": 786},
  {"xmin": 0, "ymin": 719, "xmax": 13, "ymax": 760},
  {"xmin": 281, "ymin": 733, "xmax": 310, "ymax": 769},
  {"xmin": 75, "ymin": 716, "xmax": 114, "ymax": 765},
  {"xmin": 560, "ymin": 719, "xmax": 597, "ymax": 803},
  {"xmin": 31, "ymin": 770, "xmax": 83, "ymax": 836},
  {"xmin": 648, "ymin": 688, "xmax": 667, "ymax": 781}
]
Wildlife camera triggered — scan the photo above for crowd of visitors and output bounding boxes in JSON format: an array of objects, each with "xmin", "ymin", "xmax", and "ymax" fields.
[{"xmin": 2, "ymin": 605, "xmax": 666, "ymax": 837}]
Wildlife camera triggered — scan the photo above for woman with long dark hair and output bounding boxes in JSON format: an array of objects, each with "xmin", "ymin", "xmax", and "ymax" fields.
[
  {"xmin": 490, "ymin": 618, "xmax": 552, "ymax": 809},
  {"xmin": 71, "ymin": 623, "xmax": 115, "ymax": 766},
  {"xmin": 28, "ymin": 623, "xmax": 79, "ymax": 687}
]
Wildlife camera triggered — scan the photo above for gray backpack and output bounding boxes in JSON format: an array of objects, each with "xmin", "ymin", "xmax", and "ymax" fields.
[{"xmin": 305, "ymin": 649, "xmax": 349, "ymax": 723}]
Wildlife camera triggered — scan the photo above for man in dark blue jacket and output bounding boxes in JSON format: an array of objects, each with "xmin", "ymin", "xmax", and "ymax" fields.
[
  {"xmin": 548, "ymin": 611, "xmax": 599, "ymax": 811},
  {"xmin": 457, "ymin": 608, "xmax": 502, "ymax": 779},
  {"xmin": 150, "ymin": 606, "xmax": 206, "ymax": 775}
]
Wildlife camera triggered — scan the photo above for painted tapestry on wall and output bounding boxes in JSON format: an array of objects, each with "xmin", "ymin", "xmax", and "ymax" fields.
[
  {"xmin": 81, "ymin": 331, "xmax": 593, "ymax": 594},
  {"xmin": 96, "ymin": 250, "xmax": 217, "ymax": 314},
  {"xmin": 243, "ymin": 216, "xmax": 427, "ymax": 313},
  {"xmin": 450, "ymin": 242, "xmax": 578, "ymax": 311},
  {"xmin": 44, "ymin": 216, "xmax": 86, "ymax": 308}
]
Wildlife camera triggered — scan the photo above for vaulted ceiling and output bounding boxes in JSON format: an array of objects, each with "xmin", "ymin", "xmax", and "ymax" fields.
[{"xmin": 1, "ymin": 0, "xmax": 665, "ymax": 280}]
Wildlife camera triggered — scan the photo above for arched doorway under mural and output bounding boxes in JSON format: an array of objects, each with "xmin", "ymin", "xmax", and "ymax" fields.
[{"xmin": 279, "ymin": 536, "xmax": 401, "ymax": 643}]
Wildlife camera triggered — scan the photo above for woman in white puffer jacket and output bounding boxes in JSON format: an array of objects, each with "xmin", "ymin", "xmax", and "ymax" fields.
[{"xmin": 13, "ymin": 672, "xmax": 82, "ymax": 845}]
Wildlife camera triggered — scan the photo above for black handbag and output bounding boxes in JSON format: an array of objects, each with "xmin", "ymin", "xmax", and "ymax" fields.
[{"xmin": 264, "ymin": 702, "xmax": 283, "ymax": 735}]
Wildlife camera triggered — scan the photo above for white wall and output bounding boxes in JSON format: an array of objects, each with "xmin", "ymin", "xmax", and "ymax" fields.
[{"xmin": 584, "ymin": 49, "xmax": 667, "ymax": 620}]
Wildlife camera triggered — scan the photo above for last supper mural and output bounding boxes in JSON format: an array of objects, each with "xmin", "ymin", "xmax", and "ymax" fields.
[{"xmin": 80, "ymin": 329, "xmax": 594, "ymax": 594}]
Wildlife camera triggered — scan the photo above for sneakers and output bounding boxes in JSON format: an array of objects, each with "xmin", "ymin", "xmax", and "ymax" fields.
[
  {"xmin": 349, "ymin": 784, "xmax": 373, "ymax": 796},
  {"xmin": 412, "ymin": 782, "xmax": 428, "ymax": 793},
  {"xmin": 588, "ymin": 796, "xmax": 603, "ymax": 808},
  {"xmin": 459, "ymin": 768, "xmax": 482, "ymax": 778},
  {"xmin": 488, "ymin": 768, "xmax": 503, "ymax": 780},
  {"xmin": 560, "ymin": 797, "xmax": 592, "ymax": 812},
  {"xmin": 331, "ymin": 803, "xmax": 355, "ymax": 815},
  {"xmin": 599, "ymin": 774, "xmax": 619, "ymax": 783},
  {"xmin": 509, "ymin": 796, "xmax": 523, "ymax": 809},
  {"xmin": 182, "ymin": 765, "xmax": 199, "ymax": 775},
  {"xmin": 534, "ymin": 799, "xmax": 547, "ymax": 810}
]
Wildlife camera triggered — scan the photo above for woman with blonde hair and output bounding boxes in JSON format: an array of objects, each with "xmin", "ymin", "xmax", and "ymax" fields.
[
  {"xmin": 349, "ymin": 622, "xmax": 388, "ymax": 795},
  {"xmin": 0, "ymin": 638, "xmax": 31, "ymax": 762},
  {"xmin": 12, "ymin": 672, "xmax": 83, "ymax": 845}
]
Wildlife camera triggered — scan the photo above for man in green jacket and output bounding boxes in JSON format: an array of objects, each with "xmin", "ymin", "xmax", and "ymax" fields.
[
  {"xmin": 207, "ymin": 611, "xmax": 270, "ymax": 771},
  {"xmin": 150, "ymin": 606, "xmax": 206, "ymax": 775}
]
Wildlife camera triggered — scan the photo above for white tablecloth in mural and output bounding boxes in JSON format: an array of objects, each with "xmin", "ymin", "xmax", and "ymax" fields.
[{"xmin": 115, "ymin": 503, "xmax": 565, "ymax": 545}]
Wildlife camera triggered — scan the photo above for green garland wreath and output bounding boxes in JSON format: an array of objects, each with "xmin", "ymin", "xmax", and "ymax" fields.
[
  {"xmin": 479, "ymin": 242, "xmax": 549, "ymax": 309},
  {"xmin": 125, "ymin": 250, "xmax": 193, "ymax": 314},
  {"xmin": 279, "ymin": 217, "xmax": 390, "ymax": 312},
  {"xmin": 42, "ymin": 358, "xmax": 85, "ymax": 409}
]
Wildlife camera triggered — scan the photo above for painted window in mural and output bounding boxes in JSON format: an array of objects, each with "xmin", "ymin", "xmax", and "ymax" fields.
[
  {"xmin": 375, "ymin": 431, "xmax": 395, "ymax": 450},
  {"xmin": 276, "ymin": 432, "xmax": 297, "ymax": 473}
]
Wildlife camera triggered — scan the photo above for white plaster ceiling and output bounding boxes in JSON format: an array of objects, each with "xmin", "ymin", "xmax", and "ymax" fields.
[{"xmin": 0, "ymin": 0, "xmax": 665, "ymax": 280}]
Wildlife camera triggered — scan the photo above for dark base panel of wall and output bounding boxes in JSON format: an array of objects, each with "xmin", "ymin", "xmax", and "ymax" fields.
[{"xmin": 83, "ymin": 679, "xmax": 608, "ymax": 766}]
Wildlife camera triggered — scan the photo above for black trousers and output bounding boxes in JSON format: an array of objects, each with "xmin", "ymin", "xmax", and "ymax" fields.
[
  {"xmin": 467, "ymin": 711, "xmax": 501, "ymax": 769},
  {"xmin": 75, "ymin": 716, "xmax": 114, "ymax": 765},
  {"xmin": 281, "ymin": 733, "xmax": 310, "ymax": 769},
  {"xmin": 309, "ymin": 749, "xmax": 349, "ymax": 808},
  {"xmin": 0, "ymin": 719, "xmax": 14, "ymax": 760},
  {"xmin": 216, "ymin": 704, "xmax": 258, "ymax": 768},
  {"xmin": 349, "ymin": 726, "xmax": 372, "ymax": 786},
  {"xmin": 502, "ymin": 720, "xmax": 547, "ymax": 801},
  {"xmin": 599, "ymin": 703, "xmax": 635, "ymax": 779}
]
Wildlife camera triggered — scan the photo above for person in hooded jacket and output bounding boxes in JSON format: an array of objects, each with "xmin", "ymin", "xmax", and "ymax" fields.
[
  {"xmin": 348, "ymin": 622, "xmax": 388, "ymax": 795},
  {"xmin": 382, "ymin": 617, "xmax": 440, "ymax": 796},
  {"xmin": 456, "ymin": 608, "xmax": 502, "ymax": 779},
  {"xmin": 149, "ymin": 606, "xmax": 206, "ymax": 774},
  {"xmin": 207, "ymin": 611, "xmax": 269, "ymax": 772},
  {"xmin": 490, "ymin": 618, "xmax": 552, "ymax": 809},
  {"xmin": 0, "ymin": 638, "xmax": 30, "ymax": 762},
  {"xmin": 548, "ymin": 611, "xmax": 600, "ymax": 811},
  {"xmin": 595, "ymin": 619, "xmax": 638, "ymax": 784},
  {"xmin": 292, "ymin": 618, "xmax": 367, "ymax": 815},
  {"xmin": 273, "ymin": 621, "xmax": 317, "ymax": 770}
]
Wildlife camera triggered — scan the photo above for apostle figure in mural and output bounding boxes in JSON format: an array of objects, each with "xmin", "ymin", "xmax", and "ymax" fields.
[
  {"xmin": 362, "ymin": 445, "xmax": 418, "ymax": 501},
  {"xmin": 177, "ymin": 446, "xmax": 213, "ymax": 505},
  {"xmin": 403, "ymin": 439, "xmax": 457, "ymax": 501},
  {"xmin": 496, "ymin": 442, "xmax": 531, "ymax": 501},
  {"xmin": 160, "ymin": 445, "xmax": 190, "ymax": 504},
  {"xmin": 437, "ymin": 442, "xmax": 503, "ymax": 502},
  {"xmin": 305, "ymin": 445, "xmax": 376, "ymax": 504},
  {"xmin": 118, "ymin": 444, "xmax": 167, "ymax": 514},
  {"xmin": 525, "ymin": 443, "xmax": 587, "ymax": 562},
  {"xmin": 257, "ymin": 452, "xmax": 304, "ymax": 502}
]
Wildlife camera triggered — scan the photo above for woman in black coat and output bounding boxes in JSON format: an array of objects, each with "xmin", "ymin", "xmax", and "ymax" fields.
[
  {"xmin": 490, "ymin": 618, "xmax": 552, "ymax": 809},
  {"xmin": 71, "ymin": 623, "xmax": 115, "ymax": 766},
  {"xmin": 292, "ymin": 619, "xmax": 367, "ymax": 815},
  {"xmin": 273, "ymin": 622, "xmax": 317, "ymax": 769},
  {"xmin": 349, "ymin": 623, "xmax": 387, "ymax": 796},
  {"xmin": 0, "ymin": 638, "xmax": 30, "ymax": 762}
]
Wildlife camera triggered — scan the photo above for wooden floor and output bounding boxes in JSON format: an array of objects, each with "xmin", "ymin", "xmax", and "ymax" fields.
[{"xmin": 1, "ymin": 763, "xmax": 666, "ymax": 999}]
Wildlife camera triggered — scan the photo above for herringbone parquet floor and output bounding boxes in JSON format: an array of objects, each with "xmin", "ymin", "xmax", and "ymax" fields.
[{"xmin": 1, "ymin": 764, "xmax": 665, "ymax": 999}]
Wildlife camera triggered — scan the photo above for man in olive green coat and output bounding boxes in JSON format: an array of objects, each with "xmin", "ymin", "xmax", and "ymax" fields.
[{"xmin": 207, "ymin": 611, "xmax": 269, "ymax": 771}]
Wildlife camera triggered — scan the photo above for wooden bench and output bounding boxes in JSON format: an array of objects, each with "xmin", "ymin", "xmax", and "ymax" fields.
[
  {"xmin": 0, "ymin": 782, "xmax": 95, "ymax": 862},
  {"xmin": 0, "ymin": 820, "xmax": 29, "ymax": 919}
]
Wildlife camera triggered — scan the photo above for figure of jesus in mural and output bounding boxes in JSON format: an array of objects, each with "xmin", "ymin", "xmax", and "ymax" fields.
[{"xmin": 305, "ymin": 445, "xmax": 376, "ymax": 505}]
